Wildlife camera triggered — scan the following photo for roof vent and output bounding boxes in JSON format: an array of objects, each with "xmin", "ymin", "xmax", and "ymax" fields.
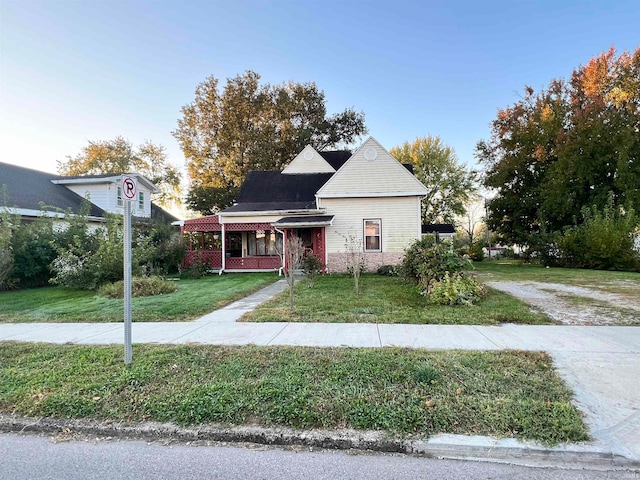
[
  {"xmin": 304, "ymin": 150, "xmax": 314, "ymax": 160},
  {"xmin": 364, "ymin": 147, "xmax": 377, "ymax": 161}
]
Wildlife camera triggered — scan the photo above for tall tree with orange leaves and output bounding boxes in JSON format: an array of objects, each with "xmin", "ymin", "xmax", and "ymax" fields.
[{"xmin": 476, "ymin": 47, "xmax": 640, "ymax": 253}]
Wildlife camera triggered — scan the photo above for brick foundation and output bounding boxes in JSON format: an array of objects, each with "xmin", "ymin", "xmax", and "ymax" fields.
[{"xmin": 326, "ymin": 252, "xmax": 404, "ymax": 273}]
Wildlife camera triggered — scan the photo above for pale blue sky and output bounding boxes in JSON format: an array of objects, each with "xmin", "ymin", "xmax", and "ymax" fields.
[{"xmin": 1, "ymin": 0, "xmax": 638, "ymax": 179}]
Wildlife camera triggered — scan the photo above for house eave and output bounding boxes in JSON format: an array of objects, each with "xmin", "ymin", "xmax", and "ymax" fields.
[
  {"xmin": 219, "ymin": 209, "xmax": 326, "ymax": 218},
  {"xmin": 52, "ymin": 174, "xmax": 161, "ymax": 194},
  {"xmin": 4, "ymin": 207, "xmax": 106, "ymax": 223},
  {"xmin": 316, "ymin": 191, "xmax": 427, "ymax": 199}
]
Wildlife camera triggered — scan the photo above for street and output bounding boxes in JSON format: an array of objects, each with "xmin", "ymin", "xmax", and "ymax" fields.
[{"xmin": 1, "ymin": 433, "xmax": 634, "ymax": 480}]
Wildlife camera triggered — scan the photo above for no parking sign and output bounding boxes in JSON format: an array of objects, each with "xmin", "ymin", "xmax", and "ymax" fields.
[{"xmin": 122, "ymin": 176, "xmax": 138, "ymax": 201}]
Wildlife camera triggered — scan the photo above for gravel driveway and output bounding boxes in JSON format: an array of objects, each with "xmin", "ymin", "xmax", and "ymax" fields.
[{"xmin": 485, "ymin": 281, "xmax": 640, "ymax": 326}]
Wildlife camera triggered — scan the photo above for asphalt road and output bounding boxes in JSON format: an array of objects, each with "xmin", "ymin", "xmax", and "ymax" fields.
[{"xmin": 1, "ymin": 433, "xmax": 634, "ymax": 480}]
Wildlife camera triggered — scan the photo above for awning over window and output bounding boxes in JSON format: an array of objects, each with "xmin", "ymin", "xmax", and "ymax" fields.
[{"xmin": 273, "ymin": 215, "xmax": 334, "ymax": 228}]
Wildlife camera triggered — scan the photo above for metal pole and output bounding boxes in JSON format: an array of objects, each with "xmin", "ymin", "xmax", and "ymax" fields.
[
  {"xmin": 124, "ymin": 199, "xmax": 132, "ymax": 365},
  {"xmin": 485, "ymin": 199, "xmax": 491, "ymax": 261}
]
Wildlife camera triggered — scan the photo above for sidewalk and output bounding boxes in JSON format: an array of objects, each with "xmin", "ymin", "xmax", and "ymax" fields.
[{"xmin": 1, "ymin": 279, "xmax": 639, "ymax": 465}]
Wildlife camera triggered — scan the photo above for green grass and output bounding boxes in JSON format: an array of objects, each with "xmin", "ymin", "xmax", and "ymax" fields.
[
  {"xmin": 244, "ymin": 275, "xmax": 551, "ymax": 325},
  {"xmin": 0, "ymin": 342, "xmax": 589, "ymax": 445},
  {"xmin": 0, "ymin": 274, "xmax": 278, "ymax": 323},
  {"xmin": 473, "ymin": 261, "xmax": 640, "ymax": 295}
]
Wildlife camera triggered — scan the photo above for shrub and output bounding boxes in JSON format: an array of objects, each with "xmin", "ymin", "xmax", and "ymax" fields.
[
  {"xmin": 0, "ymin": 209, "xmax": 16, "ymax": 290},
  {"xmin": 97, "ymin": 276, "xmax": 178, "ymax": 298},
  {"xmin": 423, "ymin": 272, "xmax": 486, "ymax": 306},
  {"xmin": 50, "ymin": 213, "xmax": 157, "ymax": 290},
  {"xmin": 301, "ymin": 254, "xmax": 323, "ymax": 288},
  {"xmin": 180, "ymin": 255, "xmax": 210, "ymax": 279},
  {"xmin": 10, "ymin": 219, "xmax": 57, "ymax": 287},
  {"xmin": 377, "ymin": 264, "xmax": 399, "ymax": 276},
  {"xmin": 466, "ymin": 243, "xmax": 485, "ymax": 262},
  {"xmin": 550, "ymin": 196, "xmax": 640, "ymax": 271},
  {"xmin": 402, "ymin": 237, "xmax": 472, "ymax": 284},
  {"xmin": 403, "ymin": 238, "xmax": 484, "ymax": 306}
]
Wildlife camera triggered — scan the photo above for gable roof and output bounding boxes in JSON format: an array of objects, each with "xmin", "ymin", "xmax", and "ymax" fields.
[
  {"xmin": 52, "ymin": 173, "xmax": 160, "ymax": 193},
  {"xmin": 0, "ymin": 162, "xmax": 105, "ymax": 217},
  {"xmin": 281, "ymin": 146, "xmax": 336, "ymax": 174},
  {"xmin": 316, "ymin": 137, "xmax": 428, "ymax": 198}
]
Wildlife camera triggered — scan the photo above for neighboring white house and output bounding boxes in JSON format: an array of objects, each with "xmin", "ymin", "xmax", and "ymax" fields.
[
  {"xmin": 181, "ymin": 137, "xmax": 429, "ymax": 273},
  {"xmin": 0, "ymin": 162, "xmax": 177, "ymax": 225},
  {"xmin": 52, "ymin": 174, "xmax": 159, "ymax": 218}
]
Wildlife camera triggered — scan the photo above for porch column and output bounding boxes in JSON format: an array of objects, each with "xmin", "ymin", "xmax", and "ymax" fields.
[{"xmin": 221, "ymin": 223, "xmax": 226, "ymax": 271}]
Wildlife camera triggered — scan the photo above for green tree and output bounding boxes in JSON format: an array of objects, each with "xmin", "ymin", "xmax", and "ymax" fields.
[
  {"xmin": 390, "ymin": 136, "xmax": 477, "ymax": 224},
  {"xmin": 477, "ymin": 47, "xmax": 640, "ymax": 253},
  {"xmin": 57, "ymin": 136, "xmax": 182, "ymax": 208},
  {"xmin": 173, "ymin": 71, "xmax": 368, "ymax": 214},
  {"xmin": 476, "ymin": 80, "xmax": 569, "ymax": 248}
]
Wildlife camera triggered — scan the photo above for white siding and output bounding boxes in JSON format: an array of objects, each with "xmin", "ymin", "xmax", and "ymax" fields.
[
  {"xmin": 320, "ymin": 196, "xmax": 422, "ymax": 254},
  {"xmin": 65, "ymin": 183, "xmax": 112, "ymax": 211},
  {"xmin": 65, "ymin": 181, "xmax": 152, "ymax": 217},
  {"xmin": 281, "ymin": 145, "xmax": 336, "ymax": 174},
  {"xmin": 316, "ymin": 137, "xmax": 427, "ymax": 197}
]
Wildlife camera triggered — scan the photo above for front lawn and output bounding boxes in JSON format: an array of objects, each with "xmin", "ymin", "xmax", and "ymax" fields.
[
  {"xmin": 244, "ymin": 274, "xmax": 551, "ymax": 325},
  {"xmin": 0, "ymin": 342, "xmax": 588, "ymax": 445},
  {"xmin": 0, "ymin": 273, "xmax": 278, "ymax": 323}
]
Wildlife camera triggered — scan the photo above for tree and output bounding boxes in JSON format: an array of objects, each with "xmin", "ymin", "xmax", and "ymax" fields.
[
  {"xmin": 173, "ymin": 71, "xmax": 368, "ymax": 214},
  {"xmin": 390, "ymin": 136, "xmax": 477, "ymax": 224},
  {"xmin": 458, "ymin": 196, "xmax": 485, "ymax": 246},
  {"xmin": 57, "ymin": 137, "xmax": 182, "ymax": 208},
  {"xmin": 282, "ymin": 235, "xmax": 306, "ymax": 312},
  {"xmin": 477, "ymin": 47, "xmax": 640, "ymax": 254}
]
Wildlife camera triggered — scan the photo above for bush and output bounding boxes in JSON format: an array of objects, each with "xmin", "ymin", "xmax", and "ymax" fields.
[
  {"xmin": 50, "ymin": 213, "xmax": 157, "ymax": 290},
  {"xmin": 11, "ymin": 219, "xmax": 57, "ymax": 287},
  {"xmin": 97, "ymin": 276, "xmax": 178, "ymax": 298},
  {"xmin": 466, "ymin": 243, "xmax": 485, "ymax": 262},
  {"xmin": 301, "ymin": 254, "xmax": 323, "ymax": 287},
  {"xmin": 180, "ymin": 255, "xmax": 210, "ymax": 279},
  {"xmin": 550, "ymin": 196, "xmax": 640, "ymax": 271},
  {"xmin": 377, "ymin": 264, "xmax": 399, "ymax": 276},
  {"xmin": 403, "ymin": 238, "xmax": 484, "ymax": 306},
  {"xmin": 402, "ymin": 237, "xmax": 472, "ymax": 284},
  {"xmin": 423, "ymin": 272, "xmax": 486, "ymax": 306}
]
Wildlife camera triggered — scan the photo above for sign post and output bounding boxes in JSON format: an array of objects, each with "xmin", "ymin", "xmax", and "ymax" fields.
[{"xmin": 122, "ymin": 176, "xmax": 137, "ymax": 365}]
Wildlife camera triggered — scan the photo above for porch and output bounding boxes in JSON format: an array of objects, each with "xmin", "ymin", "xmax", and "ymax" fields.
[{"xmin": 181, "ymin": 215, "xmax": 332, "ymax": 273}]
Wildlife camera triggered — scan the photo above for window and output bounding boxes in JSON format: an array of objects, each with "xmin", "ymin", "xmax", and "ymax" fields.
[
  {"xmin": 204, "ymin": 232, "xmax": 222, "ymax": 250},
  {"xmin": 117, "ymin": 186, "xmax": 123, "ymax": 207},
  {"xmin": 248, "ymin": 230, "xmax": 281, "ymax": 256},
  {"xmin": 364, "ymin": 219, "xmax": 381, "ymax": 252},
  {"xmin": 138, "ymin": 191, "xmax": 145, "ymax": 210}
]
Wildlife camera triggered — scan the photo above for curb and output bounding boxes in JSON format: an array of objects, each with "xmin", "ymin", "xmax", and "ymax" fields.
[{"xmin": 1, "ymin": 415, "xmax": 638, "ymax": 471}]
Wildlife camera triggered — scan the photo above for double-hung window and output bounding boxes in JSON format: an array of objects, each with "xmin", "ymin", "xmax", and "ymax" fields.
[
  {"xmin": 117, "ymin": 186, "xmax": 123, "ymax": 207},
  {"xmin": 364, "ymin": 219, "xmax": 381, "ymax": 252},
  {"xmin": 138, "ymin": 191, "xmax": 145, "ymax": 211}
]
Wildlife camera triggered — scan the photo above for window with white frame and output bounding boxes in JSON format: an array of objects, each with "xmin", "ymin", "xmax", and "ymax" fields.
[
  {"xmin": 117, "ymin": 186, "xmax": 123, "ymax": 207},
  {"xmin": 138, "ymin": 191, "xmax": 145, "ymax": 210},
  {"xmin": 364, "ymin": 219, "xmax": 381, "ymax": 252}
]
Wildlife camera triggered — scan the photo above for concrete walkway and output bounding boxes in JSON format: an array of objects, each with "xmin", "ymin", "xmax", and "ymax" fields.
[{"xmin": 1, "ymin": 279, "xmax": 639, "ymax": 463}]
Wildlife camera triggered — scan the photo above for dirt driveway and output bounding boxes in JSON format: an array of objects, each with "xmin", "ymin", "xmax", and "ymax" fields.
[{"xmin": 485, "ymin": 281, "xmax": 640, "ymax": 326}]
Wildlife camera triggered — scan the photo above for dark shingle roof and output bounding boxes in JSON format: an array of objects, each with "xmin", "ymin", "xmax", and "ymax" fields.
[
  {"xmin": 237, "ymin": 171, "xmax": 333, "ymax": 204},
  {"xmin": 0, "ymin": 162, "xmax": 105, "ymax": 217},
  {"xmin": 422, "ymin": 224, "xmax": 456, "ymax": 234},
  {"xmin": 150, "ymin": 203, "xmax": 180, "ymax": 223},
  {"xmin": 318, "ymin": 150, "xmax": 352, "ymax": 171},
  {"xmin": 273, "ymin": 215, "xmax": 334, "ymax": 227}
]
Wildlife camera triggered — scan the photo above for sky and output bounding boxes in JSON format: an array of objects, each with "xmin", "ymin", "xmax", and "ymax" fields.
[{"xmin": 1, "ymin": 0, "xmax": 639, "ymax": 181}]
